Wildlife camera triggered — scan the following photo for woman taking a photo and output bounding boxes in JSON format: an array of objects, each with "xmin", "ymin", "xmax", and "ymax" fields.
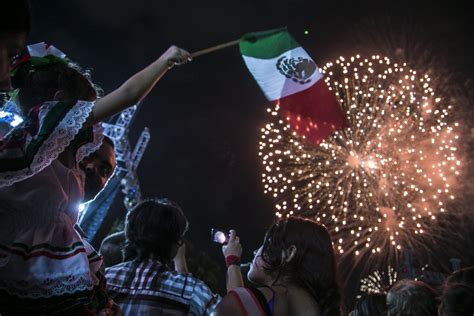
[{"xmin": 217, "ymin": 216, "xmax": 341, "ymax": 316}]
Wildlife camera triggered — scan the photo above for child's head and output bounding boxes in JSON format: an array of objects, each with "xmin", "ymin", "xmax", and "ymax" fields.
[
  {"xmin": 124, "ymin": 198, "xmax": 189, "ymax": 263},
  {"xmin": 12, "ymin": 60, "xmax": 99, "ymax": 112}
]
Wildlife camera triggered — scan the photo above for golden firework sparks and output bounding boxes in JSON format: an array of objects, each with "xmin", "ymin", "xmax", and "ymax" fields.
[{"xmin": 259, "ymin": 55, "xmax": 460, "ymax": 260}]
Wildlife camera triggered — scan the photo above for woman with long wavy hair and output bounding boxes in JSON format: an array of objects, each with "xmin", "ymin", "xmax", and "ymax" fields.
[{"xmin": 216, "ymin": 216, "xmax": 341, "ymax": 316}]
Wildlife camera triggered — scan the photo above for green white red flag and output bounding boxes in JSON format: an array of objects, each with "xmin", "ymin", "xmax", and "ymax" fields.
[{"xmin": 240, "ymin": 28, "xmax": 346, "ymax": 143}]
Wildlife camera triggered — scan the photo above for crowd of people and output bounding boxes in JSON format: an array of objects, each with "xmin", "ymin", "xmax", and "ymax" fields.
[
  {"xmin": 1, "ymin": 1, "xmax": 473, "ymax": 315},
  {"xmin": 349, "ymin": 270, "xmax": 474, "ymax": 316}
]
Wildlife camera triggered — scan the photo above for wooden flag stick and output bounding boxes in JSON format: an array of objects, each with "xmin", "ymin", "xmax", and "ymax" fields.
[{"xmin": 191, "ymin": 39, "xmax": 241, "ymax": 58}]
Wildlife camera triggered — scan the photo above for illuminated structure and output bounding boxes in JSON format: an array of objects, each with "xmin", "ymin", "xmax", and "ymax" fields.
[
  {"xmin": 259, "ymin": 55, "xmax": 460, "ymax": 267},
  {"xmin": 0, "ymin": 96, "xmax": 24, "ymax": 138}
]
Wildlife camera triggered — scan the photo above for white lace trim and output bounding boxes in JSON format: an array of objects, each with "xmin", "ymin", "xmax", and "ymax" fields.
[
  {"xmin": 0, "ymin": 100, "xmax": 95, "ymax": 188},
  {"xmin": 75, "ymin": 123, "xmax": 104, "ymax": 164},
  {"xmin": 0, "ymin": 273, "xmax": 93, "ymax": 298}
]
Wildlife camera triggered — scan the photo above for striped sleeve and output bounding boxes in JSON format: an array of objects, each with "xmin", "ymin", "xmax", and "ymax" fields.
[{"xmin": 189, "ymin": 279, "xmax": 221, "ymax": 316}]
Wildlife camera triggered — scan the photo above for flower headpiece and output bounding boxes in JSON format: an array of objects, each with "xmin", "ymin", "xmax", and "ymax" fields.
[{"xmin": 11, "ymin": 42, "xmax": 69, "ymax": 75}]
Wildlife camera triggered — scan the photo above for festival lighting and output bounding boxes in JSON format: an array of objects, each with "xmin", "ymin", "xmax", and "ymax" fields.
[{"xmin": 0, "ymin": 110, "xmax": 24, "ymax": 127}]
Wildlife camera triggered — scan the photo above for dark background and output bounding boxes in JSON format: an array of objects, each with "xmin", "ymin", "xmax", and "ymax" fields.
[{"xmin": 29, "ymin": 0, "xmax": 473, "ymax": 309}]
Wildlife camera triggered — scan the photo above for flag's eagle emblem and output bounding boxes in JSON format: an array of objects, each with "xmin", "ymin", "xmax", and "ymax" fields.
[{"xmin": 276, "ymin": 56, "xmax": 317, "ymax": 84}]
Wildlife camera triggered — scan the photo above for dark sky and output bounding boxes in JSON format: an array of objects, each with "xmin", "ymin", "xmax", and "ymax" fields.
[{"xmin": 29, "ymin": 0, "xmax": 473, "ymax": 295}]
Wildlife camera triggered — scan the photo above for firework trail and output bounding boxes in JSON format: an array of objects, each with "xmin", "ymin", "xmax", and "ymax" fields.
[{"xmin": 258, "ymin": 54, "xmax": 460, "ymax": 270}]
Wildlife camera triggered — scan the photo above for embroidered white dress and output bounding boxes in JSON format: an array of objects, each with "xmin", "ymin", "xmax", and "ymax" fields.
[{"xmin": 0, "ymin": 100, "xmax": 104, "ymax": 299}]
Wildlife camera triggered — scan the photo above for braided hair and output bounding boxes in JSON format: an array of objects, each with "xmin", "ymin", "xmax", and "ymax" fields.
[{"xmin": 123, "ymin": 198, "xmax": 189, "ymax": 263}]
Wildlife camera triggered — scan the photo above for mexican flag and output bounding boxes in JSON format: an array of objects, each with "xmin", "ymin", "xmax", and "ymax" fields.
[{"xmin": 240, "ymin": 28, "xmax": 346, "ymax": 144}]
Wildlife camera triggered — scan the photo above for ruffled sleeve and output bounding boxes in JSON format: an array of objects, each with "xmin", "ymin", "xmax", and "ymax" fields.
[
  {"xmin": 0, "ymin": 100, "xmax": 100, "ymax": 187},
  {"xmin": 74, "ymin": 123, "xmax": 104, "ymax": 164}
]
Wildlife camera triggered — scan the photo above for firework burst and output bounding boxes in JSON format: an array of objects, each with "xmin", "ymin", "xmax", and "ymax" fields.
[
  {"xmin": 258, "ymin": 54, "xmax": 460, "ymax": 267},
  {"xmin": 360, "ymin": 266, "xmax": 398, "ymax": 294}
]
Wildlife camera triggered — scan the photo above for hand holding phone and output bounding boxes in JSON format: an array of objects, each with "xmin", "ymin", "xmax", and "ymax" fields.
[{"xmin": 221, "ymin": 229, "xmax": 242, "ymax": 259}]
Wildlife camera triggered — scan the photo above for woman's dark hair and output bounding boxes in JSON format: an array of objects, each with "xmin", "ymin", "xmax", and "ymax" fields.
[
  {"xmin": 1, "ymin": 0, "xmax": 32, "ymax": 35},
  {"xmin": 123, "ymin": 198, "xmax": 189, "ymax": 263},
  {"xmin": 261, "ymin": 217, "xmax": 341, "ymax": 316},
  {"xmin": 352, "ymin": 293, "xmax": 387, "ymax": 316},
  {"xmin": 11, "ymin": 61, "xmax": 100, "ymax": 112}
]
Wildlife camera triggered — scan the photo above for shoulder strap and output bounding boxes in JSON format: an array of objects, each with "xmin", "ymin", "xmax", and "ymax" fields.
[
  {"xmin": 229, "ymin": 287, "xmax": 270, "ymax": 316},
  {"xmin": 248, "ymin": 287, "xmax": 273, "ymax": 315}
]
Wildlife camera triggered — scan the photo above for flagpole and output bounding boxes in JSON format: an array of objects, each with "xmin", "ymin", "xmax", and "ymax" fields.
[{"xmin": 191, "ymin": 39, "xmax": 241, "ymax": 58}]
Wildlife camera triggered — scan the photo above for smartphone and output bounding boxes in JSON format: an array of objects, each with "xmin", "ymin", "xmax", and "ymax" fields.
[{"xmin": 211, "ymin": 228, "xmax": 229, "ymax": 244}]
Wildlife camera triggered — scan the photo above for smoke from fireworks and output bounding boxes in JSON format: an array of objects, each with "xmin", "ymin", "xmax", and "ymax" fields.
[{"xmin": 258, "ymin": 54, "xmax": 460, "ymax": 265}]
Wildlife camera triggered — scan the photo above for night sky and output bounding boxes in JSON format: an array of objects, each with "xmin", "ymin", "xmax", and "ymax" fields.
[{"xmin": 29, "ymin": 0, "xmax": 473, "ymax": 299}]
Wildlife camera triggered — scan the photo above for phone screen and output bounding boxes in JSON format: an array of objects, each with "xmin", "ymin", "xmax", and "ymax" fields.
[{"xmin": 211, "ymin": 229, "xmax": 228, "ymax": 244}]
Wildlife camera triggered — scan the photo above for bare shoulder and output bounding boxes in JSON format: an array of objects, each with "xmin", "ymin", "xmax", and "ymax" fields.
[{"xmin": 213, "ymin": 292, "xmax": 244, "ymax": 316}]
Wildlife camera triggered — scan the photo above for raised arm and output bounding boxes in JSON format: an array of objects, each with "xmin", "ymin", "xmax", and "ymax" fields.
[
  {"xmin": 86, "ymin": 45, "xmax": 191, "ymax": 126},
  {"xmin": 222, "ymin": 230, "xmax": 244, "ymax": 292}
]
